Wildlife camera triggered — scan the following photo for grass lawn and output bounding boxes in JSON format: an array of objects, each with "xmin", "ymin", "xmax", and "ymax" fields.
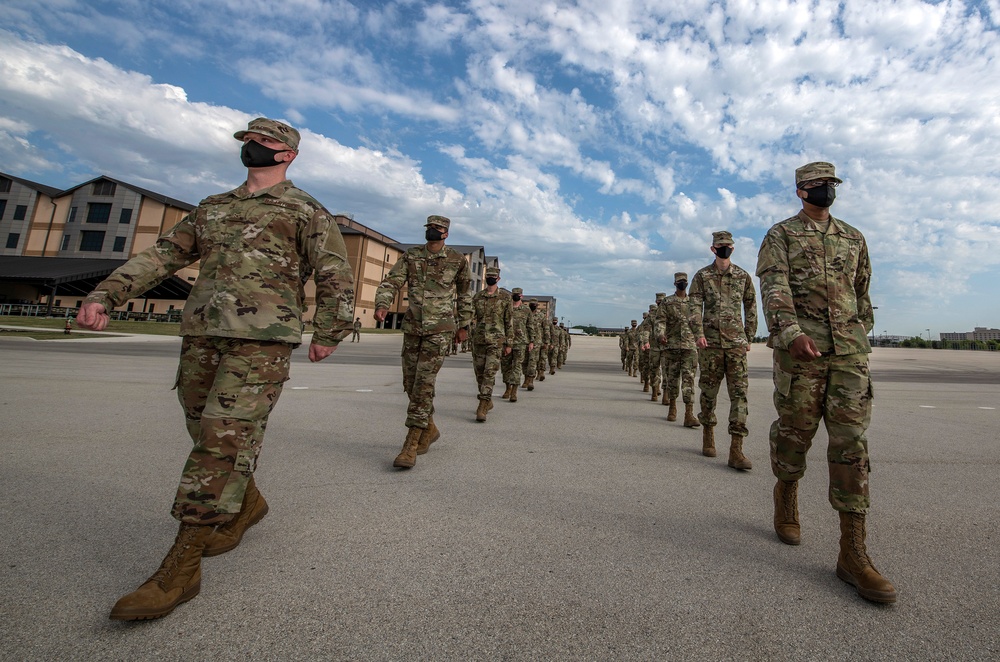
[
  {"xmin": 0, "ymin": 328, "xmax": 105, "ymax": 340},
  {"xmin": 0, "ymin": 316, "xmax": 181, "ymax": 336}
]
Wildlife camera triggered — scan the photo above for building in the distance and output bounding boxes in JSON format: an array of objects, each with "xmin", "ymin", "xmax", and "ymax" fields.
[{"xmin": 940, "ymin": 327, "xmax": 1000, "ymax": 342}]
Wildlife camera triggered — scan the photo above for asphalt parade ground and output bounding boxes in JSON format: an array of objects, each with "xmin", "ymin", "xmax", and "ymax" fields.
[{"xmin": 1, "ymin": 333, "xmax": 998, "ymax": 661}]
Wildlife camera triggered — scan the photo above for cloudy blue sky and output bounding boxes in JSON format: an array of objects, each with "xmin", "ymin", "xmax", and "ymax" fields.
[{"xmin": 2, "ymin": 0, "xmax": 999, "ymax": 335}]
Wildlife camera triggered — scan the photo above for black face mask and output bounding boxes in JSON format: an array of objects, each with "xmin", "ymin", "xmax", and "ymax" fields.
[
  {"xmin": 802, "ymin": 184, "xmax": 836, "ymax": 208},
  {"xmin": 675, "ymin": 281, "xmax": 687, "ymax": 290},
  {"xmin": 485, "ymin": 277, "xmax": 498, "ymax": 286},
  {"xmin": 714, "ymin": 245, "xmax": 733, "ymax": 259},
  {"xmin": 529, "ymin": 304, "xmax": 537, "ymax": 311},
  {"xmin": 425, "ymin": 227, "xmax": 445, "ymax": 241},
  {"xmin": 512, "ymin": 295, "xmax": 521, "ymax": 302},
  {"xmin": 240, "ymin": 140, "xmax": 289, "ymax": 168}
]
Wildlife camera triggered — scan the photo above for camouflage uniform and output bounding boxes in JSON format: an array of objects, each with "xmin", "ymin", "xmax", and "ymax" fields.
[
  {"xmin": 547, "ymin": 319, "xmax": 560, "ymax": 374},
  {"xmin": 501, "ymin": 290, "xmax": 535, "ymax": 388},
  {"xmin": 558, "ymin": 323, "xmax": 570, "ymax": 367},
  {"xmin": 375, "ymin": 220, "xmax": 473, "ymax": 430},
  {"xmin": 471, "ymin": 274, "xmax": 513, "ymax": 402},
  {"xmin": 637, "ymin": 311, "xmax": 652, "ymax": 384},
  {"xmin": 534, "ymin": 304, "xmax": 552, "ymax": 377},
  {"xmin": 757, "ymin": 210, "xmax": 875, "ymax": 513},
  {"xmin": 619, "ymin": 331, "xmax": 627, "ymax": 369},
  {"xmin": 646, "ymin": 294, "xmax": 667, "ymax": 395},
  {"xmin": 689, "ymin": 236, "xmax": 758, "ymax": 436},
  {"xmin": 655, "ymin": 279, "xmax": 698, "ymax": 404},
  {"xmin": 85, "ymin": 174, "xmax": 354, "ymax": 524},
  {"xmin": 522, "ymin": 299, "xmax": 544, "ymax": 380},
  {"xmin": 624, "ymin": 321, "xmax": 639, "ymax": 375}
]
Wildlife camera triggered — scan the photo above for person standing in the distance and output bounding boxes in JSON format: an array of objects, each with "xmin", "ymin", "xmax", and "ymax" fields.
[
  {"xmin": 500, "ymin": 287, "xmax": 534, "ymax": 403},
  {"xmin": 374, "ymin": 215, "xmax": 473, "ymax": 469},
  {"xmin": 521, "ymin": 297, "xmax": 543, "ymax": 391},
  {"xmin": 76, "ymin": 117, "xmax": 355, "ymax": 620},
  {"xmin": 352, "ymin": 317, "xmax": 362, "ymax": 342},
  {"xmin": 656, "ymin": 272, "xmax": 700, "ymax": 427},
  {"xmin": 471, "ymin": 267, "xmax": 513, "ymax": 422},
  {"xmin": 689, "ymin": 230, "xmax": 757, "ymax": 470},
  {"xmin": 624, "ymin": 319, "xmax": 639, "ymax": 377},
  {"xmin": 756, "ymin": 161, "xmax": 895, "ymax": 604},
  {"xmin": 647, "ymin": 293, "xmax": 667, "ymax": 402},
  {"xmin": 532, "ymin": 299, "xmax": 551, "ymax": 382}
]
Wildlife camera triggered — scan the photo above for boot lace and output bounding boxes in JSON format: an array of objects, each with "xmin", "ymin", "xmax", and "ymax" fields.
[
  {"xmin": 782, "ymin": 483, "xmax": 798, "ymax": 524},
  {"xmin": 848, "ymin": 515, "xmax": 873, "ymax": 569},
  {"xmin": 149, "ymin": 525, "xmax": 200, "ymax": 587}
]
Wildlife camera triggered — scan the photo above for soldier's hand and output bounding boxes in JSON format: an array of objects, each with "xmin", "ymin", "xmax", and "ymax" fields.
[
  {"xmin": 504, "ymin": 345, "xmax": 512, "ymax": 356},
  {"xmin": 456, "ymin": 328, "xmax": 469, "ymax": 343},
  {"xmin": 528, "ymin": 342, "xmax": 534, "ymax": 351},
  {"xmin": 373, "ymin": 308, "xmax": 387, "ymax": 322},
  {"xmin": 77, "ymin": 302, "xmax": 109, "ymax": 331},
  {"xmin": 696, "ymin": 337, "xmax": 708, "ymax": 349},
  {"xmin": 308, "ymin": 343, "xmax": 338, "ymax": 362},
  {"xmin": 789, "ymin": 334, "xmax": 821, "ymax": 362},
  {"xmin": 658, "ymin": 336, "xmax": 667, "ymax": 345},
  {"xmin": 642, "ymin": 342, "xmax": 650, "ymax": 351}
]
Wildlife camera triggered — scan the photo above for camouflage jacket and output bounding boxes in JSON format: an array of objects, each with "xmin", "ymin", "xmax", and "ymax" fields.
[
  {"xmin": 375, "ymin": 244, "xmax": 473, "ymax": 336},
  {"xmin": 85, "ymin": 180, "xmax": 355, "ymax": 346},
  {"xmin": 756, "ymin": 211, "xmax": 873, "ymax": 355},
  {"xmin": 689, "ymin": 261, "xmax": 758, "ymax": 348},
  {"xmin": 654, "ymin": 294, "xmax": 697, "ymax": 350},
  {"xmin": 637, "ymin": 315, "xmax": 654, "ymax": 346},
  {"xmin": 510, "ymin": 304, "xmax": 535, "ymax": 345},
  {"xmin": 471, "ymin": 288, "xmax": 513, "ymax": 345},
  {"xmin": 524, "ymin": 307, "xmax": 543, "ymax": 346},
  {"xmin": 625, "ymin": 326, "xmax": 639, "ymax": 349},
  {"xmin": 534, "ymin": 310, "xmax": 551, "ymax": 345}
]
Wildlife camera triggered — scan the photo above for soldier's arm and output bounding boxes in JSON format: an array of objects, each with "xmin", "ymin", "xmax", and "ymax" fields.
[
  {"xmin": 80, "ymin": 214, "xmax": 200, "ymax": 323},
  {"xmin": 687, "ymin": 274, "xmax": 706, "ymax": 340},
  {"xmin": 755, "ymin": 227, "xmax": 802, "ymax": 349},
  {"xmin": 855, "ymin": 237, "xmax": 875, "ymax": 334},
  {"xmin": 455, "ymin": 260, "xmax": 474, "ymax": 330},
  {"xmin": 307, "ymin": 209, "xmax": 357, "ymax": 347},
  {"xmin": 374, "ymin": 253, "xmax": 409, "ymax": 316},
  {"xmin": 743, "ymin": 271, "xmax": 758, "ymax": 344}
]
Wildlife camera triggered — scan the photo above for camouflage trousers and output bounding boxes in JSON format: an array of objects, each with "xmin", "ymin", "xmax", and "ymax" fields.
[
  {"xmin": 663, "ymin": 348, "xmax": 698, "ymax": 403},
  {"xmin": 173, "ymin": 336, "xmax": 292, "ymax": 525},
  {"xmin": 769, "ymin": 349, "xmax": 873, "ymax": 514},
  {"xmin": 697, "ymin": 347, "xmax": 749, "ymax": 436},
  {"xmin": 625, "ymin": 348, "xmax": 637, "ymax": 373},
  {"xmin": 647, "ymin": 347, "xmax": 663, "ymax": 387},
  {"xmin": 638, "ymin": 348, "xmax": 649, "ymax": 379},
  {"xmin": 547, "ymin": 347, "xmax": 558, "ymax": 372},
  {"xmin": 620, "ymin": 346, "xmax": 627, "ymax": 365},
  {"xmin": 501, "ymin": 343, "xmax": 527, "ymax": 385},
  {"xmin": 402, "ymin": 332, "xmax": 450, "ymax": 429},
  {"xmin": 472, "ymin": 341, "xmax": 503, "ymax": 401},
  {"xmin": 558, "ymin": 346, "xmax": 567, "ymax": 367},
  {"xmin": 523, "ymin": 344, "xmax": 540, "ymax": 378}
]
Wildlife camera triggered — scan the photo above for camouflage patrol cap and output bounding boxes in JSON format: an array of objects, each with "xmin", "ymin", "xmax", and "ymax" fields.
[
  {"xmin": 512, "ymin": 287, "xmax": 523, "ymax": 295},
  {"xmin": 425, "ymin": 215, "xmax": 451, "ymax": 229},
  {"xmin": 631, "ymin": 319, "xmax": 637, "ymax": 324},
  {"xmin": 655, "ymin": 292, "xmax": 667, "ymax": 300},
  {"xmin": 485, "ymin": 266, "xmax": 500, "ymax": 277},
  {"xmin": 674, "ymin": 271, "xmax": 688, "ymax": 283},
  {"xmin": 233, "ymin": 117, "xmax": 300, "ymax": 151},
  {"xmin": 648, "ymin": 304, "xmax": 657, "ymax": 311},
  {"xmin": 712, "ymin": 230, "xmax": 734, "ymax": 246},
  {"xmin": 795, "ymin": 161, "xmax": 842, "ymax": 186},
  {"xmin": 642, "ymin": 312, "xmax": 649, "ymax": 318},
  {"xmin": 529, "ymin": 297, "xmax": 538, "ymax": 302}
]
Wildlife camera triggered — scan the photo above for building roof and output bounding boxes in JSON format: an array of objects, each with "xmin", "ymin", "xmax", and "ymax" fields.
[
  {"xmin": 0, "ymin": 171, "xmax": 63, "ymax": 198},
  {"xmin": 0, "ymin": 256, "xmax": 192, "ymax": 298},
  {"xmin": 59, "ymin": 175, "xmax": 195, "ymax": 211}
]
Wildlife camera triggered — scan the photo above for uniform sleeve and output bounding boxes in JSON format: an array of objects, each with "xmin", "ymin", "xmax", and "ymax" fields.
[
  {"xmin": 688, "ymin": 273, "xmax": 706, "ymax": 340},
  {"xmin": 855, "ymin": 237, "xmax": 874, "ymax": 334},
  {"xmin": 755, "ymin": 227, "xmax": 802, "ymax": 349},
  {"xmin": 743, "ymin": 271, "xmax": 758, "ymax": 343},
  {"xmin": 85, "ymin": 213, "xmax": 200, "ymax": 311},
  {"xmin": 375, "ymin": 253, "xmax": 408, "ymax": 311},
  {"xmin": 307, "ymin": 210, "xmax": 356, "ymax": 346},
  {"xmin": 455, "ymin": 260, "xmax": 474, "ymax": 328},
  {"xmin": 503, "ymin": 300, "xmax": 514, "ymax": 344}
]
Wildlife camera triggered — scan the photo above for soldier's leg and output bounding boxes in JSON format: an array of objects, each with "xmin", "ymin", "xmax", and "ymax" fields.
[
  {"xmin": 173, "ymin": 337, "xmax": 291, "ymax": 525},
  {"xmin": 401, "ymin": 333, "xmax": 420, "ymax": 395},
  {"xmin": 406, "ymin": 333, "xmax": 450, "ymax": 429},
  {"xmin": 824, "ymin": 354, "xmax": 873, "ymax": 513},
  {"xmin": 697, "ymin": 348, "xmax": 724, "ymax": 428},
  {"xmin": 472, "ymin": 342, "xmax": 487, "ymax": 393},
  {"xmin": 769, "ymin": 349, "xmax": 827, "ymax": 483},
  {"xmin": 681, "ymin": 349, "xmax": 698, "ymax": 404},
  {"xmin": 723, "ymin": 348, "xmax": 750, "ymax": 437},
  {"xmin": 480, "ymin": 344, "xmax": 501, "ymax": 400}
]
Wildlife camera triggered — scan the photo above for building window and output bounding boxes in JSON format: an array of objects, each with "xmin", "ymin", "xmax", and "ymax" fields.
[
  {"xmin": 61, "ymin": 234, "xmax": 71, "ymax": 250},
  {"xmin": 0, "ymin": 200, "xmax": 6, "ymax": 218},
  {"xmin": 5, "ymin": 233, "xmax": 19, "ymax": 249},
  {"xmin": 13, "ymin": 205, "xmax": 27, "ymax": 220},
  {"xmin": 67, "ymin": 207, "xmax": 77, "ymax": 223},
  {"xmin": 93, "ymin": 180, "xmax": 117, "ymax": 196},
  {"xmin": 79, "ymin": 230, "xmax": 106, "ymax": 252},
  {"xmin": 0, "ymin": 176, "xmax": 11, "ymax": 193},
  {"xmin": 87, "ymin": 203, "xmax": 112, "ymax": 224},
  {"xmin": 126, "ymin": 302, "xmax": 134, "ymax": 312},
  {"xmin": 54, "ymin": 299, "xmax": 61, "ymax": 307},
  {"xmin": 148, "ymin": 304, "xmax": 155, "ymax": 313},
  {"xmin": 113, "ymin": 236, "xmax": 127, "ymax": 252},
  {"xmin": 119, "ymin": 208, "xmax": 133, "ymax": 224}
]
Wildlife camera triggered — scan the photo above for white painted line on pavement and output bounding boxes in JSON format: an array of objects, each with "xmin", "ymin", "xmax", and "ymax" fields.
[
  {"xmin": 356, "ymin": 389, "xmax": 374, "ymax": 392},
  {"xmin": 919, "ymin": 405, "xmax": 936, "ymax": 408}
]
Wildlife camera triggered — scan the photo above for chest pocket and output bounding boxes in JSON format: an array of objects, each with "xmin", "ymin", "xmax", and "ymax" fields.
[{"xmin": 785, "ymin": 229, "xmax": 825, "ymax": 285}]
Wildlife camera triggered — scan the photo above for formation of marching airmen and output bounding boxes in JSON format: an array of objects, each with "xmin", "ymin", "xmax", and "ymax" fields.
[{"xmin": 620, "ymin": 230, "xmax": 756, "ymax": 471}]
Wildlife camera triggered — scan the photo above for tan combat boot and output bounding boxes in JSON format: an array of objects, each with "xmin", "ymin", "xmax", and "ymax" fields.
[
  {"xmin": 526, "ymin": 376, "xmax": 534, "ymax": 391},
  {"xmin": 682, "ymin": 403, "xmax": 700, "ymax": 428},
  {"xmin": 521, "ymin": 376, "xmax": 530, "ymax": 389},
  {"xmin": 727, "ymin": 435, "xmax": 752, "ymax": 471},
  {"xmin": 501, "ymin": 384, "xmax": 512, "ymax": 400},
  {"xmin": 702, "ymin": 426, "xmax": 716, "ymax": 457},
  {"xmin": 416, "ymin": 416, "xmax": 440, "ymax": 454},
  {"xmin": 393, "ymin": 427, "xmax": 422, "ymax": 469},
  {"xmin": 667, "ymin": 399, "xmax": 678, "ymax": 422},
  {"xmin": 537, "ymin": 372, "xmax": 545, "ymax": 382},
  {"xmin": 661, "ymin": 391, "xmax": 669, "ymax": 406},
  {"xmin": 476, "ymin": 399, "xmax": 489, "ymax": 422},
  {"xmin": 550, "ymin": 367, "xmax": 556, "ymax": 375},
  {"xmin": 836, "ymin": 512, "xmax": 897, "ymax": 604},
  {"xmin": 773, "ymin": 480, "xmax": 801, "ymax": 545},
  {"xmin": 509, "ymin": 384, "xmax": 519, "ymax": 403},
  {"xmin": 651, "ymin": 383, "xmax": 660, "ymax": 402},
  {"xmin": 109, "ymin": 523, "xmax": 213, "ymax": 621},
  {"xmin": 202, "ymin": 476, "xmax": 268, "ymax": 557}
]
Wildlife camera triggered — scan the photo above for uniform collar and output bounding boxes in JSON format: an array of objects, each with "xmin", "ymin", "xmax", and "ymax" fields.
[{"xmin": 234, "ymin": 179, "xmax": 294, "ymax": 199}]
